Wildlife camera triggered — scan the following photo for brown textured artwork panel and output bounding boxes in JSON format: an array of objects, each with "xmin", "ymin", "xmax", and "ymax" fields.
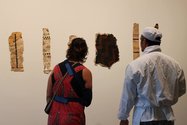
[{"xmin": 95, "ymin": 34, "xmax": 119, "ymax": 68}]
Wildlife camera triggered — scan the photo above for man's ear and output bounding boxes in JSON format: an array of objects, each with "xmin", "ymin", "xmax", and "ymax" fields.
[{"xmin": 140, "ymin": 39, "xmax": 147, "ymax": 52}]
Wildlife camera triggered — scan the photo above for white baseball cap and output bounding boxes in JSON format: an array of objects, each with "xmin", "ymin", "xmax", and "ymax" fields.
[{"xmin": 142, "ymin": 27, "xmax": 162, "ymax": 42}]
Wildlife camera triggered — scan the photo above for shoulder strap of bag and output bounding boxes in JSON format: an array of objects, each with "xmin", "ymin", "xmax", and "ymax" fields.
[
  {"xmin": 65, "ymin": 60, "xmax": 83, "ymax": 85},
  {"xmin": 50, "ymin": 61, "xmax": 77, "ymax": 102},
  {"xmin": 65, "ymin": 60, "xmax": 92, "ymax": 107}
]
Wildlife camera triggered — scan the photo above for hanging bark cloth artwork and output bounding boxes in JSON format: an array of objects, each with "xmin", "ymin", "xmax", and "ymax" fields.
[
  {"xmin": 42, "ymin": 28, "xmax": 52, "ymax": 74},
  {"xmin": 68, "ymin": 35, "xmax": 77, "ymax": 45},
  {"xmin": 95, "ymin": 33, "xmax": 119, "ymax": 68},
  {"xmin": 8, "ymin": 32, "xmax": 24, "ymax": 72},
  {"xmin": 133, "ymin": 23, "xmax": 140, "ymax": 60},
  {"xmin": 154, "ymin": 23, "xmax": 159, "ymax": 29}
]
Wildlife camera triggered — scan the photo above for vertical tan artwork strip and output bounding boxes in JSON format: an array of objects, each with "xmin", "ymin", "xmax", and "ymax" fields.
[
  {"xmin": 133, "ymin": 23, "xmax": 140, "ymax": 60},
  {"xmin": 43, "ymin": 28, "xmax": 51, "ymax": 74},
  {"xmin": 8, "ymin": 32, "xmax": 24, "ymax": 72}
]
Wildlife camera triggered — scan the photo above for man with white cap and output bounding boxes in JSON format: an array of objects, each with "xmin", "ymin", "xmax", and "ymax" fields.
[{"xmin": 118, "ymin": 27, "xmax": 186, "ymax": 125}]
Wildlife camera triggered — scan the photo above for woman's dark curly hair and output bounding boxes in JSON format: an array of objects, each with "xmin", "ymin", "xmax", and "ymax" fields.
[{"xmin": 66, "ymin": 37, "xmax": 88, "ymax": 63}]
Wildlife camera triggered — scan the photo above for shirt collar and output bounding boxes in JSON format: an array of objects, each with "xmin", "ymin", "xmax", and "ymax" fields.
[{"xmin": 143, "ymin": 45, "xmax": 161, "ymax": 55}]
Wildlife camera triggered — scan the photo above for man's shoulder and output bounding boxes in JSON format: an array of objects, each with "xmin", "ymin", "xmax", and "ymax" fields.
[
  {"xmin": 154, "ymin": 52, "xmax": 180, "ymax": 66},
  {"xmin": 128, "ymin": 52, "xmax": 171, "ymax": 68},
  {"xmin": 129, "ymin": 54, "xmax": 149, "ymax": 65}
]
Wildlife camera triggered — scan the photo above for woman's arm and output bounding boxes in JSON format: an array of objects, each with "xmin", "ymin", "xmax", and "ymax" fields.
[
  {"xmin": 81, "ymin": 67, "xmax": 92, "ymax": 106},
  {"xmin": 82, "ymin": 68, "xmax": 92, "ymax": 89}
]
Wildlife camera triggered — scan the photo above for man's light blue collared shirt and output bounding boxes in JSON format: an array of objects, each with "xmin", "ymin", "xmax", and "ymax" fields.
[{"xmin": 118, "ymin": 45, "xmax": 186, "ymax": 125}]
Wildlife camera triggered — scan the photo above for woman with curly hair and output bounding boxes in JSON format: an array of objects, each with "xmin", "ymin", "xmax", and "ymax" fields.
[{"xmin": 46, "ymin": 37, "xmax": 92, "ymax": 125}]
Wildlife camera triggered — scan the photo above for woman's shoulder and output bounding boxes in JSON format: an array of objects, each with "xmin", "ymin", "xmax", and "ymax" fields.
[{"xmin": 82, "ymin": 66, "xmax": 92, "ymax": 76}]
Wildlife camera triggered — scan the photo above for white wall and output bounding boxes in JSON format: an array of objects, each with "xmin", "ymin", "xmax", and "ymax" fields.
[{"xmin": 0, "ymin": 0, "xmax": 187, "ymax": 125}]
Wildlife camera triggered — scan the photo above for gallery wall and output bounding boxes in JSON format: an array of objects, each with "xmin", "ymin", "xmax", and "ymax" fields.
[{"xmin": 0, "ymin": 0, "xmax": 187, "ymax": 125}]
